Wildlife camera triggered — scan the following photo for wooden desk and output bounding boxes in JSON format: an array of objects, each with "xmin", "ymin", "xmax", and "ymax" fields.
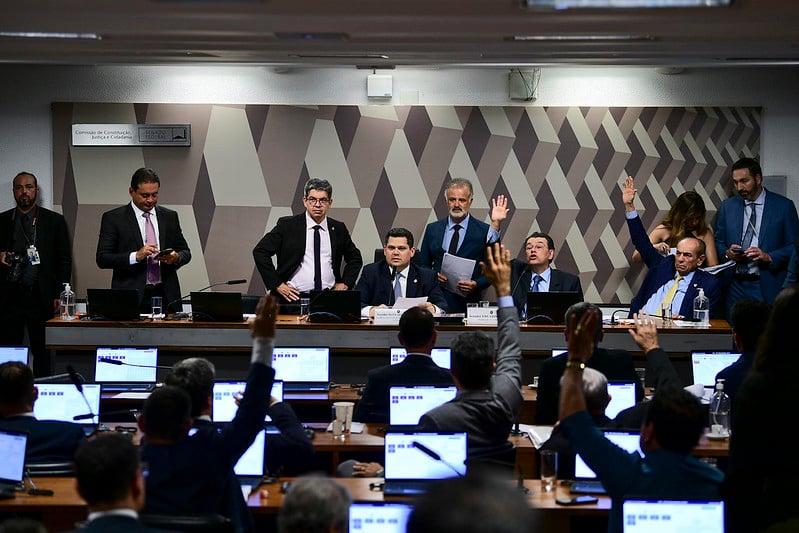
[{"xmin": 0, "ymin": 477, "xmax": 87, "ymax": 531}]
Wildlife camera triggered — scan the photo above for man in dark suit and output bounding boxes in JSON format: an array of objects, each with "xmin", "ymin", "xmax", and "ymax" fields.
[
  {"xmin": 715, "ymin": 298, "xmax": 769, "ymax": 402},
  {"xmin": 418, "ymin": 178, "xmax": 508, "ymax": 313},
  {"xmin": 0, "ymin": 171, "xmax": 72, "ymax": 376},
  {"xmin": 536, "ymin": 301, "xmax": 644, "ymax": 425},
  {"xmin": 0, "ymin": 361, "xmax": 86, "ymax": 463},
  {"xmin": 70, "ymin": 433, "xmax": 171, "ymax": 533},
  {"xmin": 356, "ymin": 227, "xmax": 447, "ymax": 318},
  {"xmin": 96, "ymin": 167, "xmax": 191, "ymax": 312},
  {"xmin": 623, "ymin": 176, "xmax": 721, "ymax": 319},
  {"xmin": 252, "ymin": 178, "xmax": 362, "ymax": 308},
  {"xmin": 715, "ymin": 157, "xmax": 799, "ymax": 318},
  {"xmin": 510, "ymin": 231, "xmax": 583, "ymax": 319}
]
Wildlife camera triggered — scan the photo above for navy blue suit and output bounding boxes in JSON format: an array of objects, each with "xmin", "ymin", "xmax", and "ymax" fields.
[
  {"xmin": 67, "ymin": 515, "xmax": 172, "ymax": 533},
  {"xmin": 355, "ymin": 261, "xmax": 448, "ymax": 312},
  {"xmin": 627, "ymin": 212, "xmax": 721, "ymax": 319},
  {"xmin": 509, "ymin": 259, "xmax": 583, "ymax": 319},
  {"xmin": 0, "ymin": 416, "xmax": 86, "ymax": 463}
]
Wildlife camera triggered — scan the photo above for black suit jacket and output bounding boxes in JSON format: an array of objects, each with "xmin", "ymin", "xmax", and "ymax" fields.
[
  {"xmin": 509, "ymin": 259, "xmax": 583, "ymax": 318},
  {"xmin": 354, "ymin": 354, "xmax": 454, "ymax": 423},
  {"xmin": 96, "ymin": 204, "xmax": 191, "ymax": 306},
  {"xmin": 355, "ymin": 261, "xmax": 448, "ymax": 311},
  {"xmin": 252, "ymin": 213, "xmax": 362, "ymax": 291},
  {"xmin": 0, "ymin": 416, "xmax": 86, "ymax": 463}
]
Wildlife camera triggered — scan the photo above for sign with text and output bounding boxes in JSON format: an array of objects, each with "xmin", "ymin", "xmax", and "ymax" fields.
[
  {"xmin": 72, "ymin": 124, "xmax": 191, "ymax": 146},
  {"xmin": 466, "ymin": 306, "xmax": 498, "ymax": 325},
  {"xmin": 373, "ymin": 307, "xmax": 404, "ymax": 325}
]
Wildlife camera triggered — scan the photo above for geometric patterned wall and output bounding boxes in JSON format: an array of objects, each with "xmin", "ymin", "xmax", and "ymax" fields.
[{"xmin": 52, "ymin": 103, "xmax": 760, "ymax": 304}]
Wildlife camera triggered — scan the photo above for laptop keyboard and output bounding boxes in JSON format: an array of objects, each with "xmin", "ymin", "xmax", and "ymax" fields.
[{"xmin": 101, "ymin": 384, "xmax": 155, "ymax": 392}]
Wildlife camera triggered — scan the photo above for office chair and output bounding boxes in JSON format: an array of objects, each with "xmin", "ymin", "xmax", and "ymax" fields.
[
  {"xmin": 139, "ymin": 513, "xmax": 234, "ymax": 532},
  {"xmin": 26, "ymin": 461, "xmax": 75, "ymax": 476},
  {"xmin": 466, "ymin": 442, "xmax": 517, "ymax": 478}
]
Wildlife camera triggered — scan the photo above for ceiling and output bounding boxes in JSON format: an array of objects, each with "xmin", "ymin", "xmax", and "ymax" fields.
[{"xmin": 1, "ymin": 0, "xmax": 798, "ymax": 68}]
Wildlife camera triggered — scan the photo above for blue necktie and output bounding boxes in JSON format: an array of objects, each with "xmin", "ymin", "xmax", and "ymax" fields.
[
  {"xmin": 531, "ymin": 274, "xmax": 543, "ymax": 292},
  {"xmin": 393, "ymin": 272, "xmax": 403, "ymax": 303},
  {"xmin": 736, "ymin": 202, "xmax": 756, "ymax": 275}
]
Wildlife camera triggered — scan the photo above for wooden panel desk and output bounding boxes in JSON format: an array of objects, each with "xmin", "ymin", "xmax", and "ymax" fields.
[{"xmin": 0, "ymin": 477, "xmax": 87, "ymax": 531}]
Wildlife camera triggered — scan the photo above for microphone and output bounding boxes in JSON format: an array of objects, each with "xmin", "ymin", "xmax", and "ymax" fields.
[
  {"xmin": 411, "ymin": 441, "xmax": 464, "ymax": 477},
  {"xmin": 610, "ymin": 309, "xmax": 627, "ymax": 325},
  {"xmin": 74, "ymin": 408, "xmax": 138, "ymax": 421},
  {"xmin": 166, "ymin": 279, "xmax": 247, "ymax": 314},
  {"xmin": 517, "ymin": 465, "xmax": 530, "ymax": 494},
  {"xmin": 509, "ymin": 264, "xmax": 529, "ymax": 315},
  {"xmin": 67, "ymin": 365, "xmax": 98, "ymax": 426},
  {"xmin": 389, "ymin": 266, "xmax": 398, "ymax": 306},
  {"xmin": 98, "ymin": 357, "xmax": 173, "ymax": 371}
]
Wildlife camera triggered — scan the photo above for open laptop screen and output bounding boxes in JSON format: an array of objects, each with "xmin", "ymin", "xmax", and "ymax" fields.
[
  {"xmin": 691, "ymin": 351, "xmax": 740, "ymax": 388},
  {"xmin": 606, "ymin": 382, "xmax": 637, "ymax": 419},
  {"xmin": 349, "ymin": 502, "xmax": 413, "ymax": 533},
  {"xmin": 575, "ymin": 431, "xmax": 642, "ymax": 479},
  {"xmin": 389, "ymin": 347, "xmax": 451, "ymax": 369},
  {"xmin": 622, "ymin": 500, "xmax": 724, "ymax": 533},
  {"xmin": 34, "ymin": 384, "xmax": 101, "ymax": 426},
  {"xmin": 389, "ymin": 386, "xmax": 457, "ymax": 426},
  {"xmin": 213, "ymin": 380, "xmax": 284, "ymax": 423},
  {"xmin": 271, "ymin": 347, "xmax": 329, "ymax": 384},
  {"xmin": 384, "ymin": 432, "xmax": 467, "ymax": 480},
  {"xmin": 94, "ymin": 347, "xmax": 158, "ymax": 383},
  {"xmin": 0, "ymin": 429, "xmax": 27, "ymax": 487},
  {"xmin": 233, "ymin": 429, "xmax": 266, "ymax": 477},
  {"xmin": 0, "ymin": 346, "xmax": 29, "ymax": 365}
]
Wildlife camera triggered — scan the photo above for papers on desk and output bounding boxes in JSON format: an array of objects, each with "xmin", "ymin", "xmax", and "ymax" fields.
[
  {"xmin": 701, "ymin": 259, "xmax": 736, "ymax": 275},
  {"xmin": 393, "ymin": 297, "xmax": 428, "ymax": 309},
  {"xmin": 517, "ymin": 424, "xmax": 553, "ymax": 449},
  {"xmin": 113, "ymin": 392, "xmax": 151, "ymax": 400},
  {"xmin": 441, "ymin": 253, "xmax": 475, "ymax": 295},
  {"xmin": 325, "ymin": 422, "xmax": 365, "ymax": 434}
]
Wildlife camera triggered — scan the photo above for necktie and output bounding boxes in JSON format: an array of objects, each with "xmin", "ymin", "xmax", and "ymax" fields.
[
  {"xmin": 659, "ymin": 274, "xmax": 683, "ymax": 309},
  {"xmin": 737, "ymin": 202, "xmax": 757, "ymax": 274},
  {"xmin": 313, "ymin": 225, "xmax": 322, "ymax": 291},
  {"xmin": 142, "ymin": 212, "xmax": 159, "ymax": 285},
  {"xmin": 394, "ymin": 272, "xmax": 403, "ymax": 303},
  {"xmin": 448, "ymin": 224, "xmax": 461, "ymax": 255},
  {"xmin": 531, "ymin": 274, "xmax": 543, "ymax": 292}
]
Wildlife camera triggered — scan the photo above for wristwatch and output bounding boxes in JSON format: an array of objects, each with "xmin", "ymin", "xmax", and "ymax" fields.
[{"xmin": 564, "ymin": 360, "xmax": 586, "ymax": 370}]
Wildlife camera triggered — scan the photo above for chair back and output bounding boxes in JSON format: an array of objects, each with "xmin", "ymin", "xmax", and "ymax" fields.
[
  {"xmin": 140, "ymin": 514, "xmax": 234, "ymax": 532},
  {"xmin": 466, "ymin": 442, "xmax": 517, "ymax": 478},
  {"xmin": 25, "ymin": 461, "xmax": 75, "ymax": 476}
]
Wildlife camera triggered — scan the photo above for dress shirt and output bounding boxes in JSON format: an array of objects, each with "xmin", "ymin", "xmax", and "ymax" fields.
[
  {"xmin": 87, "ymin": 509, "xmax": 139, "ymax": 523},
  {"xmin": 360, "ymin": 264, "xmax": 441, "ymax": 316},
  {"xmin": 442, "ymin": 214, "xmax": 499, "ymax": 252},
  {"xmin": 287, "ymin": 213, "xmax": 334, "ymax": 291},
  {"xmin": 641, "ymin": 270, "xmax": 695, "ymax": 315},
  {"xmin": 128, "ymin": 202, "xmax": 160, "ymax": 265}
]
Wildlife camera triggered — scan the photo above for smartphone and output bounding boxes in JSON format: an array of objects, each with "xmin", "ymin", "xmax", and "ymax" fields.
[
  {"xmin": 556, "ymin": 495, "xmax": 599, "ymax": 506},
  {"xmin": 730, "ymin": 246, "xmax": 743, "ymax": 254},
  {"xmin": 155, "ymin": 248, "xmax": 175, "ymax": 258}
]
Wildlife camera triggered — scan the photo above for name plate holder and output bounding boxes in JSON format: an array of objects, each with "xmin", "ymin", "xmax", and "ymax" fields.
[
  {"xmin": 466, "ymin": 307, "xmax": 498, "ymax": 325},
  {"xmin": 373, "ymin": 308, "xmax": 404, "ymax": 325}
]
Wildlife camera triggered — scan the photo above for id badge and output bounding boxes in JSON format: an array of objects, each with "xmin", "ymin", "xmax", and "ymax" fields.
[{"xmin": 27, "ymin": 245, "xmax": 41, "ymax": 266}]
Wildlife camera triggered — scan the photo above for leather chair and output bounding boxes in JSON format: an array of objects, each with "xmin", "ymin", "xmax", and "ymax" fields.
[
  {"xmin": 466, "ymin": 442, "xmax": 517, "ymax": 478},
  {"xmin": 139, "ymin": 514, "xmax": 234, "ymax": 532},
  {"xmin": 25, "ymin": 461, "xmax": 75, "ymax": 476}
]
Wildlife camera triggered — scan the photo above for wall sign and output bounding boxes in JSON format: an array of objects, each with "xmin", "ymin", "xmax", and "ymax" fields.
[{"xmin": 72, "ymin": 124, "xmax": 191, "ymax": 146}]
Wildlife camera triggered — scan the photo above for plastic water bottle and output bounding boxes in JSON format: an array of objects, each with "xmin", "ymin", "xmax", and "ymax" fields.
[
  {"xmin": 60, "ymin": 282, "xmax": 76, "ymax": 321},
  {"xmin": 708, "ymin": 378, "xmax": 730, "ymax": 438},
  {"xmin": 693, "ymin": 288, "xmax": 710, "ymax": 326}
]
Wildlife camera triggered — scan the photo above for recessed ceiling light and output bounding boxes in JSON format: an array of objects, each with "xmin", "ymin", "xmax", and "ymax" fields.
[
  {"xmin": 0, "ymin": 31, "xmax": 101, "ymax": 40},
  {"xmin": 524, "ymin": 0, "xmax": 732, "ymax": 7},
  {"xmin": 508, "ymin": 34, "xmax": 655, "ymax": 41}
]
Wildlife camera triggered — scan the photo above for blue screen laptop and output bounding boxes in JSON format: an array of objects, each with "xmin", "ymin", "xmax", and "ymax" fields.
[
  {"xmin": 389, "ymin": 347, "xmax": 451, "ymax": 369},
  {"xmin": 0, "ymin": 346, "xmax": 28, "ymax": 365},
  {"xmin": 94, "ymin": 347, "xmax": 159, "ymax": 392},
  {"xmin": 382, "ymin": 432, "xmax": 467, "ymax": 496},
  {"xmin": 572, "ymin": 430, "xmax": 642, "ymax": 494},
  {"xmin": 622, "ymin": 499, "xmax": 724, "ymax": 533},
  {"xmin": 349, "ymin": 502, "xmax": 413, "ymax": 533},
  {"xmin": 271, "ymin": 346, "xmax": 330, "ymax": 391}
]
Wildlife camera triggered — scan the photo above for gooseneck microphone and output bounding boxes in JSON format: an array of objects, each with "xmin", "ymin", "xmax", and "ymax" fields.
[
  {"xmin": 167, "ymin": 279, "xmax": 247, "ymax": 314},
  {"xmin": 66, "ymin": 365, "xmax": 98, "ymax": 426},
  {"xmin": 98, "ymin": 357, "xmax": 173, "ymax": 371},
  {"xmin": 389, "ymin": 266, "xmax": 398, "ymax": 306},
  {"xmin": 609, "ymin": 309, "xmax": 627, "ymax": 325},
  {"xmin": 411, "ymin": 441, "xmax": 465, "ymax": 477}
]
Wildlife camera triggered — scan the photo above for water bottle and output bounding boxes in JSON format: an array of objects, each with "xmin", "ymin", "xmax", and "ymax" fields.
[
  {"xmin": 693, "ymin": 288, "xmax": 710, "ymax": 326},
  {"xmin": 708, "ymin": 378, "xmax": 730, "ymax": 438},
  {"xmin": 60, "ymin": 282, "xmax": 76, "ymax": 321}
]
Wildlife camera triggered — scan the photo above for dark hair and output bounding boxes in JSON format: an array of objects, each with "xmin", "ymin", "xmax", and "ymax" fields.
[
  {"xmin": 141, "ymin": 386, "xmax": 191, "ymax": 442},
  {"xmin": 278, "ymin": 476, "xmax": 351, "ymax": 533},
  {"xmin": 399, "ymin": 307, "xmax": 435, "ymax": 349},
  {"xmin": 385, "ymin": 227, "xmax": 414, "ymax": 248},
  {"xmin": 730, "ymin": 298, "xmax": 770, "ymax": 352},
  {"xmin": 165, "ymin": 358, "xmax": 216, "ymax": 418},
  {"xmin": 662, "ymin": 191, "xmax": 709, "ymax": 246},
  {"xmin": 731, "ymin": 157, "xmax": 762, "ymax": 179},
  {"xmin": 451, "ymin": 331, "xmax": 495, "ymax": 389},
  {"xmin": 753, "ymin": 285, "xmax": 799, "ymax": 374},
  {"xmin": 0, "ymin": 361, "xmax": 35, "ymax": 407},
  {"xmin": 564, "ymin": 302, "xmax": 603, "ymax": 345},
  {"xmin": 74, "ymin": 432, "xmax": 139, "ymax": 506},
  {"xmin": 525, "ymin": 232, "xmax": 555, "ymax": 252},
  {"xmin": 130, "ymin": 167, "xmax": 160, "ymax": 190},
  {"xmin": 303, "ymin": 178, "xmax": 333, "ymax": 199},
  {"xmin": 445, "ymin": 178, "xmax": 474, "ymax": 199},
  {"xmin": 13, "ymin": 171, "xmax": 38, "ymax": 189},
  {"xmin": 645, "ymin": 386, "xmax": 704, "ymax": 455}
]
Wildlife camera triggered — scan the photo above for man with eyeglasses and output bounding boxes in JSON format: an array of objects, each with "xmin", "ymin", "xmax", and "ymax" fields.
[
  {"xmin": 253, "ymin": 178, "xmax": 363, "ymax": 307},
  {"xmin": 509, "ymin": 231, "xmax": 582, "ymax": 320}
]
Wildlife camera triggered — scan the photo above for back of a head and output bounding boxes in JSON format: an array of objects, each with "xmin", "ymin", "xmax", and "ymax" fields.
[
  {"xmin": 666, "ymin": 190, "xmax": 708, "ymax": 241},
  {"xmin": 406, "ymin": 473, "xmax": 537, "ymax": 533},
  {"xmin": 74, "ymin": 432, "xmax": 139, "ymax": 507},
  {"xmin": 165, "ymin": 357, "xmax": 215, "ymax": 417},
  {"xmin": 141, "ymin": 386, "xmax": 192, "ymax": 442},
  {"xmin": 578, "ymin": 367, "xmax": 609, "ymax": 414},
  {"xmin": 451, "ymin": 331, "xmax": 495, "ymax": 390},
  {"xmin": 0, "ymin": 361, "xmax": 34, "ymax": 409},
  {"xmin": 730, "ymin": 298, "xmax": 770, "ymax": 352},
  {"xmin": 278, "ymin": 476, "xmax": 351, "ymax": 533},
  {"xmin": 564, "ymin": 302, "xmax": 603, "ymax": 345},
  {"xmin": 399, "ymin": 307, "xmax": 435, "ymax": 350},
  {"xmin": 645, "ymin": 386, "xmax": 704, "ymax": 455},
  {"xmin": 754, "ymin": 285, "xmax": 799, "ymax": 375}
]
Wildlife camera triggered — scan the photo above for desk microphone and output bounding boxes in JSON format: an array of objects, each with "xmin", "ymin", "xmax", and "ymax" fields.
[
  {"xmin": 411, "ymin": 441, "xmax": 464, "ymax": 477},
  {"xmin": 389, "ymin": 266, "xmax": 398, "ymax": 306},
  {"xmin": 67, "ymin": 365, "xmax": 99, "ymax": 426},
  {"xmin": 609, "ymin": 309, "xmax": 627, "ymax": 325},
  {"xmin": 166, "ymin": 279, "xmax": 247, "ymax": 314},
  {"xmin": 98, "ymin": 357, "xmax": 173, "ymax": 371}
]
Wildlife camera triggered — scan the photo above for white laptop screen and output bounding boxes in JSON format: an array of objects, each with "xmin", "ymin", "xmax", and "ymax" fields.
[
  {"xmin": 213, "ymin": 380, "xmax": 284, "ymax": 423},
  {"xmin": 606, "ymin": 382, "xmax": 637, "ymax": 419},
  {"xmin": 384, "ymin": 432, "xmax": 467, "ymax": 480},
  {"xmin": 34, "ymin": 384, "xmax": 101, "ymax": 425},
  {"xmin": 349, "ymin": 502, "xmax": 413, "ymax": 533},
  {"xmin": 271, "ymin": 347, "xmax": 329, "ymax": 383},
  {"xmin": 233, "ymin": 429, "xmax": 266, "ymax": 477},
  {"xmin": 575, "ymin": 431, "xmax": 642, "ymax": 479},
  {"xmin": 691, "ymin": 351, "xmax": 740, "ymax": 388},
  {"xmin": 389, "ymin": 347, "xmax": 451, "ymax": 369},
  {"xmin": 0, "ymin": 429, "xmax": 27, "ymax": 485},
  {"xmin": 389, "ymin": 386, "xmax": 457, "ymax": 426},
  {"xmin": 622, "ymin": 500, "xmax": 724, "ymax": 533},
  {"xmin": 94, "ymin": 347, "xmax": 158, "ymax": 383},
  {"xmin": 551, "ymin": 348, "xmax": 567, "ymax": 358},
  {"xmin": 0, "ymin": 346, "xmax": 29, "ymax": 365}
]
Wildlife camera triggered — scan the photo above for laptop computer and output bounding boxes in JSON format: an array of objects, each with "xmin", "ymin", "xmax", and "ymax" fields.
[
  {"xmin": 349, "ymin": 502, "xmax": 413, "ymax": 533},
  {"xmin": 94, "ymin": 347, "xmax": 159, "ymax": 392},
  {"xmin": 0, "ymin": 346, "xmax": 29, "ymax": 365},
  {"xmin": 271, "ymin": 346, "xmax": 330, "ymax": 391},
  {"xmin": 213, "ymin": 379, "xmax": 284, "ymax": 430},
  {"xmin": 34, "ymin": 383, "xmax": 102, "ymax": 435},
  {"xmin": 87, "ymin": 288, "xmax": 140, "ymax": 320},
  {"xmin": 382, "ymin": 432, "xmax": 467, "ymax": 496},
  {"xmin": 0, "ymin": 429, "xmax": 27, "ymax": 493},
  {"xmin": 389, "ymin": 386, "xmax": 457, "ymax": 427},
  {"xmin": 525, "ymin": 291, "xmax": 581, "ymax": 324},
  {"xmin": 308, "ymin": 290, "xmax": 361, "ymax": 323},
  {"xmin": 691, "ymin": 351, "xmax": 740, "ymax": 397},
  {"xmin": 622, "ymin": 499, "xmax": 725, "ymax": 533},
  {"xmin": 571, "ymin": 430, "xmax": 642, "ymax": 494},
  {"xmin": 389, "ymin": 347, "xmax": 451, "ymax": 369},
  {"xmin": 191, "ymin": 291, "xmax": 244, "ymax": 322},
  {"xmin": 551, "ymin": 348, "xmax": 567, "ymax": 358},
  {"xmin": 233, "ymin": 429, "xmax": 266, "ymax": 488},
  {"xmin": 606, "ymin": 381, "xmax": 638, "ymax": 419}
]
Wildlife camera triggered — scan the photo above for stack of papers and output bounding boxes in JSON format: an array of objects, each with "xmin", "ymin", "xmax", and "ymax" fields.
[{"xmin": 518, "ymin": 424, "xmax": 553, "ymax": 448}]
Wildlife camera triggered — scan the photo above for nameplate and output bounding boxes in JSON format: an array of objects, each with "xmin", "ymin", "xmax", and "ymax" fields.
[
  {"xmin": 373, "ymin": 308, "xmax": 404, "ymax": 325},
  {"xmin": 72, "ymin": 123, "xmax": 191, "ymax": 146},
  {"xmin": 466, "ymin": 307, "xmax": 498, "ymax": 325}
]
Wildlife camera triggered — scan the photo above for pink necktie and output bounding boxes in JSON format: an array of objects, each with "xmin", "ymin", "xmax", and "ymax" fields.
[{"xmin": 143, "ymin": 212, "xmax": 160, "ymax": 284}]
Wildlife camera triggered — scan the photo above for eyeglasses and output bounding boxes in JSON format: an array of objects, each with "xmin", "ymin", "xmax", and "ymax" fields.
[{"xmin": 306, "ymin": 196, "xmax": 330, "ymax": 205}]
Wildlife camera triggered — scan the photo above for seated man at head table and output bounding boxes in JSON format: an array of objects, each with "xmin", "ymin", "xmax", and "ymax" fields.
[
  {"xmin": 278, "ymin": 476, "xmax": 351, "ymax": 533},
  {"xmin": 165, "ymin": 356, "xmax": 314, "ymax": 476},
  {"xmin": 355, "ymin": 227, "xmax": 448, "ymax": 318},
  {"xmin": 509, "ymin": 231, "xmax": 583, "ymax": 320},
  {"xmin": 622, "ymin": 176, "xmax": 721, "ymax": 319},
  {"xmin": 138, "ymin": 295, "xmax": 278, "ymax": 533},
  {"xmin": 559, "ymin": 309, "xmax": 723, "ymax": 533},
  {"xmin": 535, "ymin": 301, "xmax": 644, "ymax": 425},
  {"xmin": 67, "ymin": 432, "xmax": 172, "ymax": 533},
  {"xmin": 0, "ymin": 361, "xmax": 86, "ymax": 463}
]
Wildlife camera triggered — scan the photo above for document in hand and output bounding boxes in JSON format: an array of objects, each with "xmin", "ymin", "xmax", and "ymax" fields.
[{"xmin": 441, "ymin": 253, "xmax": 476, "ymax": 295}]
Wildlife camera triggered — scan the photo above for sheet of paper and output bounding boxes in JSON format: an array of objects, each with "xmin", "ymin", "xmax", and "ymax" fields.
[
  {"xmin": 393, "ymin": 296, "xmax": 427, "ymax": 309},
  {"xmin": 518, "ymin": 423, "xmax": 554, "ymax": 449},
  {"xmin": 701, "ymin": 259, "xmax": 736, "ymax": 275},
  {"xmin": 441, "ymin": 253, "xmax": 476, "ymax": 295}
]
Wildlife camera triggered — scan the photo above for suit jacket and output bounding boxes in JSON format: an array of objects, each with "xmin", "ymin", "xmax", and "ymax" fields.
[
  {"xmin": 627, "ymin": 212, "xmax": 721, "ymax": 318},
  {"xmin": 67, "ymin": 514, "xmax": 173, "ymax": 533},
  {"xmin": 354, "ymin": 354, "xmax": 454, "ymax": 423},
  {"xmin": 252, "ymin": 213, "xmax": 362, "ymax": 291},
  {"xmin": 0, "ymin": 416, "xmax": 86, "ymax": 463},
  {"xmin": 0, "ymin": 206, "xmax": 72, "ymax": 310},
  {"xmin": 96, "ymin": 204, "xmax": 191, "ymax": 307},
  {"xmin": 355, "ymin": 261, "xmax": 448, "ymax": 311},
  {"xmin": 264, "ymin": 401, "xmax": 315, "ymax": 476},
  {"xmin": 509, "ymin": 259, "xmax": 583, "ymax": 318},
  {"xmin": 418, "ymin": 215, "xmax": 495, "ymax": 312},
  {"xmin": 715, "ymin": 189, "xmax": 799, "ymax": 304},
  {"xmin": 536, "ymin": 348, "xmax": 645, "ymax": 425}
]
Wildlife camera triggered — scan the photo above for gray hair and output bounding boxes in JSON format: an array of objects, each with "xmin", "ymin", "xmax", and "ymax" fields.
[
  {"xmin": 278, "ymin": 476, "xmax": 351, "ymax": 533},
  {"xmin": 444, "ymin": 178, "xmax": 474, "ymax": 199},
  {"xmin": 303, "ymin": 178, "xmax": 333, "ymax": 199}
]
